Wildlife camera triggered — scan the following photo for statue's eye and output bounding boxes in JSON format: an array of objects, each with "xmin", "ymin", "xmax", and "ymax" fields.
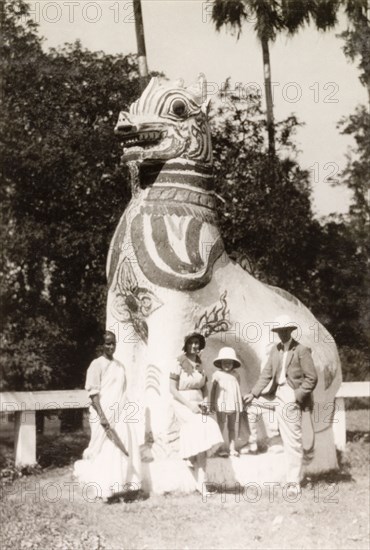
[{"xmin": 171, "ymin": 99, "xmax": 187, "ymax": 118}]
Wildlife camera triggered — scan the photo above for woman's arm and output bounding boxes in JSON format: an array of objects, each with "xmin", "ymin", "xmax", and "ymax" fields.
[
  {"xmin": 201, "ymin": 375, "xmax": 209, "ymax": 400},
  {"xmin": 170, "ymin": 378, "xmax": 200, "ymax": 414},
  {"xmin": 209, "ymin": 380, "xmax": 218, "ymax": 413}
]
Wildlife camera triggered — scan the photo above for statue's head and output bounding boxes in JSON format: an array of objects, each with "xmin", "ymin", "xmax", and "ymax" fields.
[{"xmin": 115, "ymin": 74, "xmax": 212, "ymax": 166}]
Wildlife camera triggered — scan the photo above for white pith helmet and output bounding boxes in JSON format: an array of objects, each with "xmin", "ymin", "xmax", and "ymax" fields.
[{"xmin": 213, "ymin": 347, "xmax": 241, "ymax": 369}]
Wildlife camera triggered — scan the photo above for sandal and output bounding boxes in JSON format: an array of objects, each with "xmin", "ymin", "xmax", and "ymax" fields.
[
  {"xmin": 229, "ymin": 450, "xmax": 240, "ymax": 457},
  {"xmin": 218, "ymin": 450, "xmax": 229, "ymax": 458}
]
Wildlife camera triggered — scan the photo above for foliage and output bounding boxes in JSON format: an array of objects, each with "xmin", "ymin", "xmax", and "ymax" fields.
[
  {"xmin": 308, "ymin": 219, "xmax": 369, "ymax": 352},
  {"xmin": 211, "ymin": 0, "xmax": 339, "ymax": 40},
  {"xmin": 338, "ymin": 106, "xmax": 370, "ymax": 255},
  {"xmin": 0, "ymin": 0, "xmax": 140, "ymax": 390},
  {"xmin": 339, "ymin": 346, "xmax": 369, "ymax": 383},
  {"xmin": 330, "ymin": 7, "xmax": 370, "ymax": 360},
  {"xmin": 209, "ymin": 1, "xmax": 370, "ymax": 371},
  {"xmin": 324, "ymin": 105, "xmax": 370, "ymax": 358},
  {"xmin": 210, "ymin": 92, "xmax": 319, "ymax": 302},
  {"xmin": 339, "ymin": 0, "xmax": 370, "ymax": 102},
  {"xmin": 210, "ymin": 0, "xmax": 339, "ymax": 154},
  {"xmin": 210, "ymin": 92, "xmax": 369, "ymax": 369}
]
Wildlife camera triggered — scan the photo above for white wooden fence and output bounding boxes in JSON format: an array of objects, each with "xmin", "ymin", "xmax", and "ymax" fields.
[
  {"xmin": 0, "ymin": 383, "xmax": 369, "ymax": 467},
  {"xmin": 0, "ymin": 390, "xmax": 89, "ymax": 466},
  {"xmin": 332, "ymin": 381, "xmax": 370, "ymax": 452}
]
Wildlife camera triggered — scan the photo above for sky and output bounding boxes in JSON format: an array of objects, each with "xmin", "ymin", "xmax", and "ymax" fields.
[{"xmin": 29, "ymin": 0, "xmax": 368, "ymax": 217}]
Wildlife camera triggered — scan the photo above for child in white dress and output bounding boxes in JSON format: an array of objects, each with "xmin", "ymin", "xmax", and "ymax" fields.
[{"xmin": 210, "ymin": 347, "xmax": 257, "ymax": 457}]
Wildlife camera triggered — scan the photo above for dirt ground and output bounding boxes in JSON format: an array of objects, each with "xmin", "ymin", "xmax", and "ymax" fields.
[{"xmin": 1, "ymin": 409, "xmax": 369, "ymax": 550}]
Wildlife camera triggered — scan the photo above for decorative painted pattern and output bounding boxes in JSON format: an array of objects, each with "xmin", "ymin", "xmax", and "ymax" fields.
[
  {"xmin": 194, "ymin": 291, "xmax": 231, "ymax": 337},
  {"xmin": 110, "ymin": 258, "xmax": 163, "ymax": 343},
  {"xmin": 131, "ymin": 209, "xmax": 224, "ymax": 290}
]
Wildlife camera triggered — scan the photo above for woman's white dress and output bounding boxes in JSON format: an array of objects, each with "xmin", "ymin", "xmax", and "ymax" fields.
[
  {"xmin": 74, "ymin": 355, "xmax": 141, "ymax": 498},
  {"xmin": 170, "ymin": 354, "xmax": 223, "ymax": 459}
]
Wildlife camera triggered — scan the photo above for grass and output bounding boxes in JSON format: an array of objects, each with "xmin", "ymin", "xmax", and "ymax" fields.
[{"xmin": 1, "ymin": 410, "xmax": 369, "ymax": 550}]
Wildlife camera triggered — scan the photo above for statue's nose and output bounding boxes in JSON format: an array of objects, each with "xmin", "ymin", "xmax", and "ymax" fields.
[{"xmin": 114, "ymin": 112, "xmax": 137, "ymax": 134}]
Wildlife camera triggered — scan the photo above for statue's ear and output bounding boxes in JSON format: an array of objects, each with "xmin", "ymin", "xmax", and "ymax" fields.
[
  {"xmin": 201, "ymin": 97, "xmax": 212, "ymax": 116},
  {"xmin": 142, "ymin": 77, "xmax": 161, "ymax": 96},
  {"xmin": 198, "ymin": 72, "xmax": 207, "ymax": 103},
  {"xmin": 187, "ymin": 72, "xmax": 208, "ymax": 104}
]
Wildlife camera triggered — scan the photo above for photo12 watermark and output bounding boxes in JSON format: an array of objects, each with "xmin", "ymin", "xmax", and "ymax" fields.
[
  {"xmin": 1, "ymin": 480, "xmax": 141, "ymax": 503},
  {"xmin": 200, "ymin": 481, "xmax": 339, "ymax": 504},
  {"xmin": 14, "ymin": 0, "xmax": 137, "ymax": 25}
]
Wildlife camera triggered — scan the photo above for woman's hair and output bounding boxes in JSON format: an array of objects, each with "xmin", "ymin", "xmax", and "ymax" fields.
[{"xmin": 182, "ymin": 331, "xmax": 206, "ymax": 352}]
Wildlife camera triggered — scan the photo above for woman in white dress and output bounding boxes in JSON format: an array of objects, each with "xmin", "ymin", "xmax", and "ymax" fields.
[
  {"xmin": 74, "ymin": 331, "xmax": 141, "ymax": 501},
  {"xmin": 170, "ymin": 332, "xmax": 223, "ymax": 491}
]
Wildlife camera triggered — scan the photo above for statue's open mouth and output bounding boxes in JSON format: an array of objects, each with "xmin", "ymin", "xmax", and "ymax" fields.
[{"xmin": 119, "ymin": 131, "xmax": 163, "ymax": 148}]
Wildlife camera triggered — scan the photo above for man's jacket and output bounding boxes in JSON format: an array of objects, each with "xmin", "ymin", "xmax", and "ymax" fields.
[{"xmin": 252, "ymin": 339, "xmax": 318, "ymax": 411}]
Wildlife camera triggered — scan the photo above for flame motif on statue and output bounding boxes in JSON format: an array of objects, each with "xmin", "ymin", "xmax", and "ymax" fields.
[{"xmin": 194, "ymin": 291, "xmax": 231, "ymax": 337}]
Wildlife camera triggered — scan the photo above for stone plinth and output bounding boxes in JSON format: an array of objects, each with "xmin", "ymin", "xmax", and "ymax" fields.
[{"xmin": 142, "ymin": 428, "xmax": 338, "ymax": 494}]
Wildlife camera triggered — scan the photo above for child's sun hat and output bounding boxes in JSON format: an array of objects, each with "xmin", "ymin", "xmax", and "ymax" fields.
[{"xmin": 213, "ymin": 347, "xmax": 241, "ymax": 369}]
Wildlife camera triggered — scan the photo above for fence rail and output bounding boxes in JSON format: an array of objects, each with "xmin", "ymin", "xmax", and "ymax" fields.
[
  {"xmin": 332, "ymin": 381, "xmax": 369, "ymax": 452},
  {"xmin": 0, "ymin": 382, "xmax": 369, "ymax": 467},
  {"xmin": 0, "ymin": 390, "xmax": 90, "ymax": 466}
]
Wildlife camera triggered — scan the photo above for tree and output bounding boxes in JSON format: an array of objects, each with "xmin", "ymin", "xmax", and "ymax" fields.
[
  {"xmin": 210, "ymin": 91, "xmax": 369, "ymax": 383},
  {"xmin": 333, "ymin": 1, "xmax": 370, "ymax": 371},
  {"xmin": 339, "ymin": 0, "xmax": 370, "ymax": 106},
  {"xmin": 338, "ymin": 106, "xmax": 370, "ymax": 252},
  {"xmin": 0, "ymin": 0, "xmax": 141, "ymax": 391},
  {"xmin": 210, "ymin": 90, "xmax": 320, "ymax": 302},
  {"xmin": 310, "ymin": 218, "xmax": 369, "ymax": 381},
  {"xmin": 210, "ymin": 0, "xmax": 338, "ymax": 155}
]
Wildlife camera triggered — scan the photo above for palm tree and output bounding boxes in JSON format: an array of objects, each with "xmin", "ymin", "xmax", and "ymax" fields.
[
  {"xmin": 133, "ymin": 0, "xmax": 149, "ymax": 90},
  {"xmin": 211, "ymin": 0, "xmax": 339, "ymax": 156}
]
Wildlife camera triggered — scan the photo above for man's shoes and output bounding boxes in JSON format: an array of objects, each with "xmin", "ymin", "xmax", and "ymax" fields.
[
  {"xmin": 240, "ymin": 443, "xmax": 258, "ymax": 455},
  {"xmin": 267, "ymin": 444, "xmax": 284, "ymax": 454}
]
